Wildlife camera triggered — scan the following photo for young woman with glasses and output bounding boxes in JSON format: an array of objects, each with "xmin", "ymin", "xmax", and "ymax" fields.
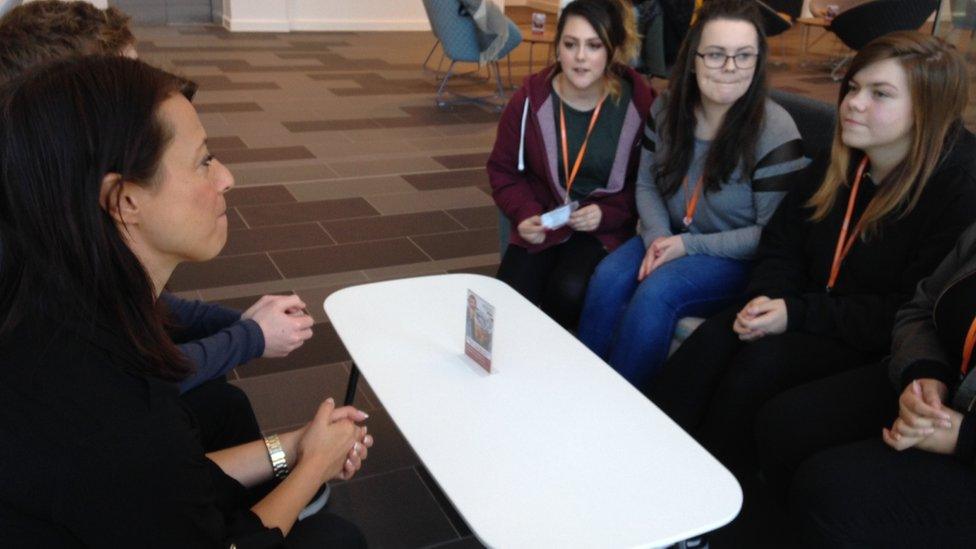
[{"xmin": 577, "ymin": 0, "xmax": 807, "ymax": 388}]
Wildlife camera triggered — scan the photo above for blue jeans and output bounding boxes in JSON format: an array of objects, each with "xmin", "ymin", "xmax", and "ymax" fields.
[{"xmin": 578, "ymin": 236, "xmax": 751, "ymax": 389}]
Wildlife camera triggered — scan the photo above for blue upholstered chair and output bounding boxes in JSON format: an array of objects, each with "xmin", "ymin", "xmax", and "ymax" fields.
[{"xmin": 421, "ymin": 0, "xmax": 522, "ymax": 109}]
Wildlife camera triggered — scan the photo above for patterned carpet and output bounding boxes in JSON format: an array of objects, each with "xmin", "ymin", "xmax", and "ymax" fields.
[{"xmin": 135, "ymin": 23, "xmax": 975, "ymax": 548}]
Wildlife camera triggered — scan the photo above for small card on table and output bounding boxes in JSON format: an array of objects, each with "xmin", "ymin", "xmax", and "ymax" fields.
[
  {"xmin": 464, "ymin": 289, "xmax": 495, "ymax": 372},
  {"xmin": 540, "ymin": 200, "xmax": 579, "ymax": 230}
]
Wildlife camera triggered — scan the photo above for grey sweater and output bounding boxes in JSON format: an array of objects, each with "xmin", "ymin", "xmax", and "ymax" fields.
[{"xmin": 635, "ymin": 95, "xmax": 809, "ymax": 259}]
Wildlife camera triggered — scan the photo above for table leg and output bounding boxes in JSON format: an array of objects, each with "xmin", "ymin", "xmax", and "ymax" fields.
[{"xmin": 344, "ymin": 363, "xmax": 360, "ymax": 406}]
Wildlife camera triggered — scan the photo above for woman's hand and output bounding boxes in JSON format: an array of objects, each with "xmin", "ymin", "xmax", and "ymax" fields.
[
  {"xmin": 733, "ymin": 296, "xmax": 767, "ymax": 341},
  {"xmin": 637, "ymin": 240, "xmax": 662, "ymax": 281},
  {"xmin": 517, "ymin": 215, "xmax": 545, "ymax": 245},
  {"xmin": 645, "ymin": 235, "xmax": 686, "ymax": 273},
  {"xmin": 884, "ymin": 407, "xmax": 962, "ymax": 455},
  {"xmin": 327, "ymin": 405, "xmax": 374, "ymax": 480},
  {"xmin": 248, "ymin": 399, "xmax": 372, "ymax": 535},
  {"xmin": 733, "ymin": 296, "xmax": 787, "ymax": 341},
  {"xmin": 242, "ymin": 294, "xmax": 314, "ymax": 358},
  {"xmin": 894, "ymin": 379, "xmax": 952, "ymax": 436},
  {"xmin": 281, "ymin": 404, "xmax": 373, "ymax": 480},
  {"xmin": 568, "ymin": 204, "xmax": 602, "ymax": 232},
  {"xmin": 296, "ymin": 398, "xmax": 361, "ymax": 485}
]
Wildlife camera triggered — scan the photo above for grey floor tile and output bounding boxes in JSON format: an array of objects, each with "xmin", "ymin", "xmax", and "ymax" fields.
[
  {"xmin": 230, "ymin": 362, "xmax": 362, "ymax": 432},
  {"xmin": 168, "ymin": 253, "xmax": 282, "ymax": 292},
  {"xmin": 327, "ymin": 468, "xmax": 460, "ymax": 549}
]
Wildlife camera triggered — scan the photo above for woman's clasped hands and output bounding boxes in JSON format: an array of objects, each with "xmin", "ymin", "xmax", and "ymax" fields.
[
  {"xmin": 732, "ymin": 295, "xmax": 787, "ymax": 341},
  {"xmin": 289, "ymin": 397, "xmax": 374, "ymax": 483},
  {"xmin": 883, "ymin": 378, "xmax": 961, "ymax": 455},
  {"xmin": 637, "ymin": 235, "xmax": 686, "ymax": 281}
]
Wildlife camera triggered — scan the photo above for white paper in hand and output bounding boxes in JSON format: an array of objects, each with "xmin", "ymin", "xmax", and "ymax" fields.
[{"xmin": 540, "ymin": 200, "xmax": 579, "ymax": 230}]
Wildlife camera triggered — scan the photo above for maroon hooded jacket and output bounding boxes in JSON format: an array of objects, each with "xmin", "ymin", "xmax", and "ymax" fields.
[{"xmin": 487, "ymin": 64, "xmax": 655, "ymax": 253}]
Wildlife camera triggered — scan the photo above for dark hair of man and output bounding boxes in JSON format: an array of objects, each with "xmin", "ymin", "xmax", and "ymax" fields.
[
  {"xmin": 0, "ymin": 56, "xmax": 197, "ymax": 381},
  {"xmin": 0, "ymin": 0, "xmax": 134, "ymax": 84},
  {"xmin": 656, "ymin": 0, "xmax": 769, "ymax": 196}
]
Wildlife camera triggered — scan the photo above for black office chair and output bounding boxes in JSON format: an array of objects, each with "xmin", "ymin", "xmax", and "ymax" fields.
[
  {"xmin": 756, "ymin": 1, "xmax": 792, "ymax": 37},
  {"xmin": 769, "ymin": 89, "xmax": 836, "ymax": 161},
  {"xmin": 828, "ymin": 0, "xmax": 939, "ymax": 79},
  {"xmin": 755, "ymin": 1, "xmax": 797, "ymax": 67},
  {"xmin": 761, "ymin": 0, "xmax": 805, "ymax": 20}
]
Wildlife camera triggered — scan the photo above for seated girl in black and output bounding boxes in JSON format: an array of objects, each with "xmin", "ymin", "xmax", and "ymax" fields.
[
  {"xmin": 755, "ymin": 218, "xmax": 976, "ymax": 547},
  {"xmin": 648, "ymin": 31, "xmax": 976, "ymax": 488},
  {"xmin": 0, "ymin": 57, "xmax": 371, "ymax": 547}
]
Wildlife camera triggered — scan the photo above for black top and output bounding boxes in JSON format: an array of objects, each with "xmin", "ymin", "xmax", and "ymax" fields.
[
  {"xmin": 888, "ymin": 221, "xmax": 976, "ymax": 466},
  {"xmin": 934, "ymin": 271, "xmax": 976, "ymax": 376},
  {"xmin": 553, "ymin": 80, "xmax": 633, "ymax": 201},
  {"xmin": 747, "ymin": 128, "xmax": 976, "ymax": 353},
  {"xmin": 0, "ymin": 315, "xmax": 284, "ymax": 548}
]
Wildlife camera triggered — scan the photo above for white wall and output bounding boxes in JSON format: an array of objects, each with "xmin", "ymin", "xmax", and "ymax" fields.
[
  {"xmin": 222, "ymin": 0, "xmax": 431, "ymax": 32},
  {"xmin": 289, "ymin": 0, "xmax": 429, "ymax": 31},
  {"xmin": 221, "ymin": 0, "xmax": 289, "ymax": 31}
]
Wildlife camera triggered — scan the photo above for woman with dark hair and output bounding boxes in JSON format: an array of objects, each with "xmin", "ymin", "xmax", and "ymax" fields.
[
  {"xmin": 488, "ymin": 0, "xmax": 654, "ymax": 329},
  {"xmin": 649, "ymin": 30, "xmax": 976, "ymax": 489},
  {"xmin": 577, "ymin": 0, "xmax": 807, "ymax": 388},
  {"xmin": 0, "ymin": 56, "xmax": 371, "ymax": 547}
]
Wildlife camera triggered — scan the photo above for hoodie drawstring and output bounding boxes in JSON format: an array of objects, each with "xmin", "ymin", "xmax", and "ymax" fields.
[{"xmin": 518, "ymin": 97, "xmax": 529, "ymax": 172}]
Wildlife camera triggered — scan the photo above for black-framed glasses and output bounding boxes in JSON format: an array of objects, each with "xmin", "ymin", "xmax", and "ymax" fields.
[{"xmin": 695, "ymin": 51, "xmax": 758, "ymax": 69}]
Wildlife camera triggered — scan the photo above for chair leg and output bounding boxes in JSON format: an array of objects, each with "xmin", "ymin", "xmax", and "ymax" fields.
[
  {"xmin": 492, "ymin": 60, "xmax": 505, "ymax": 98},
  {"xmin": 435, "ymin": 51, "xmax": 445, "ymax": 78},
  {"xmin": 506, "ymin": 55, "xmax": 514, "ymax": 89},
  {"xmin": 422, "ymin": 40, "xmax": 441, "ymax": 73},
  {"xmin": 434, "ymin": 58, "xmax": 509, "ymax": 111}
]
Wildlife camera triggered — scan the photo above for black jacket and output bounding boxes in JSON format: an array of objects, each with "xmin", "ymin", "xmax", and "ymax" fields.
[
  {"xmin": 889, "ymin": 220, "xmax": 976, "ymax": 411},
  {"xmin": 0, "ymin": 315, "xmax": 284, "ymax": 548},
  {"xmin": 887, "ymin": 220, "xmax": 976, "ymax": 464},
  {"xmin": 746, "ymin": 128, "xmax": 976, "ymax": 353}
]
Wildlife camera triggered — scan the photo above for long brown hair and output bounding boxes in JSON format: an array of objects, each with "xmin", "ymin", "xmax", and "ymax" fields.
[
  {"xmin": 657, "ymin": 0, "xmax": 769, "ymax": 196},
  {"xmin": 0, "ymin": 56, "xmax": 197, "ymax": 381},
  {"xmin": 552, "ymin": 0, "xmax": 640, "ymax": 102},
  {"xmin": 807, "ymin": 31, "xmax": 968, "ymax": 237}
]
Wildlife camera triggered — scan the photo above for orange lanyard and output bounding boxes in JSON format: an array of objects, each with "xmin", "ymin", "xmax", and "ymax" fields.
[
  {"xmin": 682, "ymin": 175, "xmax": 706, "ymax": 227},
  {"xmin": 559, "ymin": 97, "xmax": 605, "ymax": 203},
  {"xmin": 826, "ymin": 157, "xmax": 871, "ymax": 292},
  {"xmin": 961, "ymin": 316, "xmax": 976, "ymax": 377}
]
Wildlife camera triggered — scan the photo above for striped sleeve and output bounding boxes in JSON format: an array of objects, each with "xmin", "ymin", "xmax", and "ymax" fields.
[
  {"xmin": 635, "ymin": 98, "xmax": 673, "ymax": 246},
  {"xmin": 750, "ymin": 102, "xmax": 812, "ymax": 229}
]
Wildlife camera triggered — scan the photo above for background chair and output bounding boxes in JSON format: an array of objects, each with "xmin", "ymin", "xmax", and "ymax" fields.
[
  {"xmin": 421, "ymin": 0, "xmax": 522, "ymax": 110},
  {"xmin": 828, "ymin": 0, "xmax": 939, "ymax": 79},
  {"xmin": 756, "ymin": 1, "xmax": 794, "ymax": 66},
  {"xmin": 769, "ymin": 89, "xmax": 836, "ymax": 160}
]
